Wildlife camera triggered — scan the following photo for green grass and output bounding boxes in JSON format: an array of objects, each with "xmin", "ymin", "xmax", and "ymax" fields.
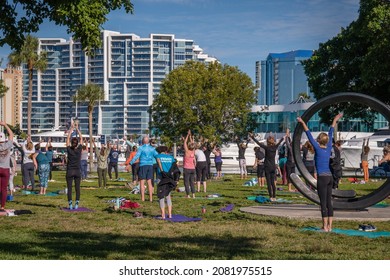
[{"xmin": 1, "ymin": 172, "xmax": 389, "ymax": 260}]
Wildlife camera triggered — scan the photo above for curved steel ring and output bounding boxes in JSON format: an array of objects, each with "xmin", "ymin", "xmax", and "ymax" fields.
[{"xmin": 291, "ymin": 92, "xmax": 390, "ymax": 210}]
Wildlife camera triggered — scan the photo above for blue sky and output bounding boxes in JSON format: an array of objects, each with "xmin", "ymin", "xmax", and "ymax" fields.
[{"xmin": 0, "ymin": 0, "xmax": 360, "ymax": 81}]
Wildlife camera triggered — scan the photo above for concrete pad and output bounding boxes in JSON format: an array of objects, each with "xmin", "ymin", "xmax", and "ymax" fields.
[{"xmin": 240, "ymin": 204, "xmax": 390, "ymax": 221}]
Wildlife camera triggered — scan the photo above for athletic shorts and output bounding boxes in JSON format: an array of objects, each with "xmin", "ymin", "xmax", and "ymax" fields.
[
  {"xmin": 257, "ymin": 164, "xmax": 265, "ymax": 177},
  {"xmin": 138, "ymin": 165, "xmax": 154, "ymax": 180},
  {"xmin": 215, "ymin": 162, "xmax": 222, "ymax": 172}
]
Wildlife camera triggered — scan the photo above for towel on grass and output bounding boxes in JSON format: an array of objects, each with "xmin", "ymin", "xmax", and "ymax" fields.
[
  {"xmin": 154, "ymin": 214, "xmax": 201, "ymax": 222},
  {"xmin": 254, "ymin": 195, "xmax": 271, "ymax": 203},
  {"xmin": 301, "ymin": 227, "xmax": 390, "ymax": 238}
]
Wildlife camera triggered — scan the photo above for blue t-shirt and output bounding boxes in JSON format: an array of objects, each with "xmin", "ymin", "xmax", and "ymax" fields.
[
  {"xmin": 109, "ymin": 149, "xmax": 121, "ymax": 164},
  {"xmin": 305, "ymin": 127, "xmax": 334, "ymax": 175},
  {"xmin": 130, "ymin": 144, "xmax": 158, "ymax": 167},
  {"xmin": 155, "ymin": 154, "xmax": 175, "ymax": 174}
]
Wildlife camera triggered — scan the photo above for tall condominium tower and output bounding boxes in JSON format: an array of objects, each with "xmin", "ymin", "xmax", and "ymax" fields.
[
  {"xmin": 22, "ymin": 30, "xmax": 216, "ymax": 137},
  {"xmin": 256, "ymin": 50, "xmax": 313, "ymax": 105}
]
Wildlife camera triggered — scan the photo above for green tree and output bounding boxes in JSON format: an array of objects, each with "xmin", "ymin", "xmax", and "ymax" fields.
[
  {"xmin": 150, "ymin": 61, "xmax": 256, "ymax": 146},
  {"xmin": 0, "ymin": 58, "xmax": 8, "ymax": 98},
  {"xmin": 0, "ymin": 79, "xmax": 8, "ymax": 99},
  {"xmin": 8, "ymin": 35, "xmax": 47, "ymax": 135},
  {"xmin": 74, "ymin": 84, "xmax": 104, "ymax": 171},
  {"xmin": 0, "ymin": 0, "xmax": 134, "ymax": 54},
  {"xmin": 303, "ymin": 0, "xmax": 390, "ymax": 124}
]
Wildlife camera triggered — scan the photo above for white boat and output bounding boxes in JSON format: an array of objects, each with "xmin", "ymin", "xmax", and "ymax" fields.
[
  {"xmin": 30, "ymin": 126, "xmax": 102, "ymax": 153},
  {"xmin": 341, "ymin": 128, "xmax": 390, "ymax": 170}
]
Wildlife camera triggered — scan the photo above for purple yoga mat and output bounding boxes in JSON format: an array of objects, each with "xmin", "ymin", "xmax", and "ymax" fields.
[
  {"xmin": 60, "ymin": 207, "xmax": 94, "ymax": 212},
  {"xmin": 219, "ymin": 203, "xmax": 234, "ymax": 212},
  {"xmin": 155, "ymin": 214, "xmax": 202, "ymax": 222}
]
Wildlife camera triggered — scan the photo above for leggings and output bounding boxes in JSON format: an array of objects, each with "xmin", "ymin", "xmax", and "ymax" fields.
[
  {"xmin": 131, "ymin": 162, "xmax": 140, "ymax": 182},
  {"xmin": 108, "ymin": 162, "xmax": 118, "ymax": 179},
  {"xmin": 196, "ymin": 161, "xmax": 207, "ymax": 182},
  {"xmin": 38, "ymin": 163, "xmax": 50, "ymax": 188},
  {"xmin": 80, "ymin": 160, "xmax": 88, "ymax": 179},
  {"xmin": 239, "ymin": 159, "xmax": 247, "ymax": 176},
  {"xmin": 159, "ymin": 193, "xmax": 172, "ymax": 208},
  {"xmin": 97, "ymin": 167, "xmax": 107, "ymax": 188},
  {"xmin": 22, "ymin": 162, "xmax": 35, "ymax": 189},
  {"xmin": 286, "ymin": 162, "xmax": 295, "ymax": 184},
  {"xmin": 66, "ymin": 169, "xmax": 81, "ymax": 201},
  {"xmin": 362, "ymin": 160, "xmax": 369, "ymax": 182},
  {"xmin": 265, "ymin": 166, "xmax": 276, "ymax": 198},
  {"xmin": 317, "ymin": 174, "xmax": 333, "ymax": 217},
  {"xmin": 0, "ymin": 168, "xmax": 10, "ymax": 208},
  {"xmin": 183, "ymin": 168, "xmax": 195, "ymax": 195}
]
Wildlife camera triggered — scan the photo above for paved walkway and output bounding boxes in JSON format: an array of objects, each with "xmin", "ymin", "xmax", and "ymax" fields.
[{"xmin": 240, "ymin": 204, "xmax": 390, "ymax": 221}]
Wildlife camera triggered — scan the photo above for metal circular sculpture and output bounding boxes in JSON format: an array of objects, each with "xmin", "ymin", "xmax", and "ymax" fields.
[{"xmin": 291, "ymin": 92, "xmax": 390, "ymax": 210}]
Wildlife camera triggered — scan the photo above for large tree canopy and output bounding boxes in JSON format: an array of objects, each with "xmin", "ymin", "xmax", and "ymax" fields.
[
  {"xmin": 150, "ymin": 61, "xmax": 256, "ymax": 145},
  {"xmin": 303, "ymin": 0, "xmax": 390, "ymax": 124},
  {"xmin": 0, "ymin": 0, "xmax": 134, "ymax": 53}
]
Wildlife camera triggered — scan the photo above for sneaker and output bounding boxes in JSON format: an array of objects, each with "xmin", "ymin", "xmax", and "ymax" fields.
[
  {"xmin": 68, "ymin": 200, "xmax": 73, "ymax": 210},
  {"xmin": 358, "ymin": 224, "xmax": 366, "ymax": 231},
  {"xmin": 74, "ymin": 200, "xmax": 79, "ymax": 210}
]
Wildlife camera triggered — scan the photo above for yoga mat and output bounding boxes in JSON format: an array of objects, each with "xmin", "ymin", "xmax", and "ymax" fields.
[
  {"xmin": 301, "ymin": 227, "xmax": 390, "ymax": 238},
  {"xmin": 0, "ymin": 209, "xmax": 16, "ymax": 216},
  {"xmin": 154, "ymin": 214, "xmax": 202, "ymax": 222},
  {"xmin": 372, "ymin": 201, "xmax": 389, "ymax": 208},
  {"xmin": 45, "ymin": 192, "xmax": 60, "ymax": 197},
  {"xmin": 60, "ymin": 207, "xmax": 94, "ymax": 212},
  {"xmin": 220, "ymin": 204, "xmax": 234, "ymax": 212}
]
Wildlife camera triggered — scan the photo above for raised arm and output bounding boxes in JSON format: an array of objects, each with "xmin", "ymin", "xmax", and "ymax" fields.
[
  {"xmin": 0, "ymin": 121, "xmax": 14, "ymax": 142},
  {"xmin": 75, "ymin": 124, "xmax": 83, "ymax": 146},
  {"xmin": 66, "ymin": 124, "xmax": 74, "ymax": 147},
  {"xmin": 183, "ymin": 130, "xmax": 191, "ymax": 152},
  {"xmin": 331, "ymin": 113, "xmax": 343, "ymax": 128},
  {"xmin": 248, "ymin": 132, "xmax": 264, "ymax": 148},
  {"xmin": 296, "ymin": 117, "xmax": 309, "ymax": 131}
]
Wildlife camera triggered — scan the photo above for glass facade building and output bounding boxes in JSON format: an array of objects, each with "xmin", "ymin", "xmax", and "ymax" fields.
[
  {"xmin": 21, "ymin": 31, "xmax": 216, "ymax": 137},
  {"xmin": 256, "ymin": 50, "xmax": 313, "ymax": 105}
]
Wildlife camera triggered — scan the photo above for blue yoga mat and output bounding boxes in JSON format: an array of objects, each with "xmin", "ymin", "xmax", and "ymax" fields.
[
  {"xmin": 154, "ymin": 214, "xmax": 202, "ymax": 222},
  {"xmin": 301, "ymin": 227, "xmax": 390, "ymax": 238}
]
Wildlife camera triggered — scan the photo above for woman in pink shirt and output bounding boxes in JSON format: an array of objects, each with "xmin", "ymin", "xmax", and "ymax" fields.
[{"xmin": 182, "ymin": 130, "xmax": 196, "ymax": 198}]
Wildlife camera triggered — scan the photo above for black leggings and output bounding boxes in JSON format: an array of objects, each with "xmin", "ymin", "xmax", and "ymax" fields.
[
  {"xmin": 265, "ymin": 166, "xmax": 276, "ymax": 198},
  {"xmin": 183, "ymin": 168, "xmax": 195, "ymax": 195},
  {"xmin": 108, "ymin": 162, "xmax": 118, "ymax": 179},
  {"xmin": 66, "ymin": 169, "xmax": 81, "ymax": 201},
  {"xmin": 317, "ymin": 174, "xmax": 333, "ymax": 217}
]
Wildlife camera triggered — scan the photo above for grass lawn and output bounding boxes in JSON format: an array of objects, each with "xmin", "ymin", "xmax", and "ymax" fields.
[{"xmin": 1, "ymin": 171, "xmax": 389, "ymax": 260}]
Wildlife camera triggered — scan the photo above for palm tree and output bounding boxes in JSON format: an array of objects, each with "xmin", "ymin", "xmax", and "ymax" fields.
[
  {"xmin": 74, "ymin": 84, "xmax": 104, "ymax": 172},
  {"xmin": 8, "ymin": 35, "xmax": 47, "ymax": 135}
]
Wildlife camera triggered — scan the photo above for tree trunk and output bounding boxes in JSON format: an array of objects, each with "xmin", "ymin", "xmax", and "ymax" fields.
[
  {"xmin": 28, "ymin": 66, "xmax": 33, "ymax": 136},
  {"xmin": 89, "ymin": 108, "xmax": 94, "ymax": 173}
]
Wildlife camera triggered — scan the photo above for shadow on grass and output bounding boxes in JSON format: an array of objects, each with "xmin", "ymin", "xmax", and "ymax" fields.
[{"xmin": 0, "ymin": 231, "xmax": 263, "ymax": 260}]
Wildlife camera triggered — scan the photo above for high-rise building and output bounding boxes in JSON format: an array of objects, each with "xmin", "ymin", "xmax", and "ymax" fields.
[
  {"xmin": 22, "ymin": 31, "xmax": 216, "ymax": 137},
  {"xmin": 0, "ymin": 66, "xmax": 23, "ymax": 127},
  {"xmin": 256, "ymin": 50, "xmax": 313, "ymax": 105}
]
